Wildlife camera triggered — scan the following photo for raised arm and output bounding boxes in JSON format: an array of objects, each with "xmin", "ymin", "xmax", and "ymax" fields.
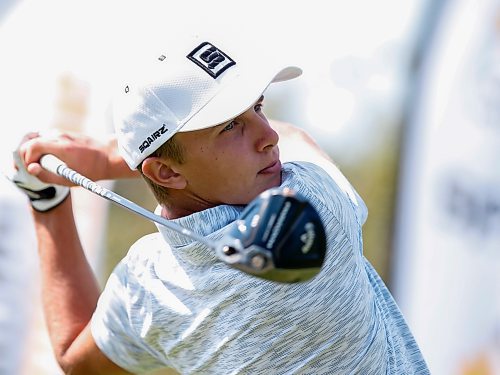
[
  {"xmin": 17, "ymin": 130, "xmax": 139, "ymax": 186},
  {"xmin": 29, "ymin": 194, "xmax": 132, "ymax": 374},
  {"xmin": 11, "ymin": 136, "xmax": 134, "ymax": 374}
]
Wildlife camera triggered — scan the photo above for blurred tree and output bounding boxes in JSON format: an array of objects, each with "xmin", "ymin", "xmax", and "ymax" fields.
[{"xmin": 341, "ymin": 125, "xmax": 401, "ymax": 286}]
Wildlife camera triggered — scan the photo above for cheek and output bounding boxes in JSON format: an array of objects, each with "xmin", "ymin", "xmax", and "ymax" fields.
[
  {"xmin": 191, "ymin": 146, "xmax": 255, "ymax": 186},
  {"xmin": 211, "ymin": 160, "xmax": 253, "ymax": 192}
]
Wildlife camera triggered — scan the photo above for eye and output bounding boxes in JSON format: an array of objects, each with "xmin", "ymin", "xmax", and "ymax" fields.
[
  {"xmin": 255, "ymin": 103, "xmax": 263, "ymax": 112},
  {"xmin": 221, "ymin": 121, "xmax": 236, "ymax": 132}
]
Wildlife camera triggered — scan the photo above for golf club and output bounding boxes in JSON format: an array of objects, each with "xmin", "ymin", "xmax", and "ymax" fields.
[{"xmin": 40, "ymin": 154, "xmax": 327, "ymax": 282}]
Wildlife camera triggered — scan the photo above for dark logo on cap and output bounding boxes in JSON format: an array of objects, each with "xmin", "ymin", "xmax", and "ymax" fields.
[
  {"xmin": 139, "ymin": 124, "xmax": 169, "ymax": 153},
  {"xmin": 187, "ymin": 42, "xmax": 235, "ymax": 78}
]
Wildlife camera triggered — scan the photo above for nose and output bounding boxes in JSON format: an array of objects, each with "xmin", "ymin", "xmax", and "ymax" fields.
[{"xmin": 252, "ymin": 115, "xmax": 279, "ymax": 152}]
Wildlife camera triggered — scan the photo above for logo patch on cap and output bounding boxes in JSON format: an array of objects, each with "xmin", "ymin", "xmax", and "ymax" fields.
[{"xmin": 187, "ymin": 42, "xmax": 235, "ymax": 78}]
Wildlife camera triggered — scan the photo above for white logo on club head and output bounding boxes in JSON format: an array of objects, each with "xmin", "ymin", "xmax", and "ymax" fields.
[{"xmin": 300, "ymin": 222, "xmax": 316, "ymax": 254}]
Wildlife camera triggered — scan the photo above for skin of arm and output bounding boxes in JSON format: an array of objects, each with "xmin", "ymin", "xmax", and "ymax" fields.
[
  {"xmin": 32, "ymin": 195, "xmax": 133, "ymax": 374},
  {"xmin": 19, "ymin": 131, "xmax": 139, "ymax": 186}
]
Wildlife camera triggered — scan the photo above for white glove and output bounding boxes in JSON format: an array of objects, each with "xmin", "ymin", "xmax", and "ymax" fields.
[{"xmin": 9, "ymin": 150, "xmax": 70, "ymax": 212}]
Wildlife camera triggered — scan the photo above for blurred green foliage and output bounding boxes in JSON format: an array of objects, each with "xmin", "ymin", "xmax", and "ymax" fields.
[{"xmin": 339, "ymin": 127, "xmax": 401, "ymax": 287}]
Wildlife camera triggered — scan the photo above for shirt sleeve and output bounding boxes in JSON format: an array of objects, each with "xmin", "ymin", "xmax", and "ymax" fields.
[
  {"xmin": 287, "ymin": 161, "xmax": 368, "ymax": 224},
  {"xmin": 91, "ymin": 252, "xmax": 166, "ymax": 374},
  {"xmin": 301, "ymin": 159, "xmax": 369, "ymax": 225}
]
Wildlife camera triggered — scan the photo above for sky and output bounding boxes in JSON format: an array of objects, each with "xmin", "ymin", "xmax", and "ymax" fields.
[{"xmin": 0, "ymin": 0, "xmax": 427, "ymax": 169}]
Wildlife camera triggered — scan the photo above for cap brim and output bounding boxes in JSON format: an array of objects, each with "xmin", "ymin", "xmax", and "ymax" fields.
[{"xmin": 180, "ymin": 65, "xmax": 302, "ymax": 132}]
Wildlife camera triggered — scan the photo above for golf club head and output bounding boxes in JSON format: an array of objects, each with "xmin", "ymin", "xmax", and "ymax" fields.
[{"xmin": 217, "ymin": 187, "xmax": 327, "ymax": 283}]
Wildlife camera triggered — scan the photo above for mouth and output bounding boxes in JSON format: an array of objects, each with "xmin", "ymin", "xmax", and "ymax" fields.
[{"xmin": 258, "ymin": 160, "xmax": 281, "ymax": 175}]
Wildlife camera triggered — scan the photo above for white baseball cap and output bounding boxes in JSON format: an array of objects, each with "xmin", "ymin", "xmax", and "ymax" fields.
[{"xmin": 112, "ymin": 33, "xmax": 302, "ymax": 169}]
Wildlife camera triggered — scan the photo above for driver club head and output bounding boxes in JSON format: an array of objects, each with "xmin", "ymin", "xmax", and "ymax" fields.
[{"xmin": 217, "ymin": 187, "xmax": 327, "ymax": 283}]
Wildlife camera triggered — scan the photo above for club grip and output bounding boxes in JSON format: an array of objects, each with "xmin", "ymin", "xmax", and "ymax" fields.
[
  {"xmin": 40, "ymin": 154, "xmax": 110, "ymax": 197},
  {"xmin": 40, "ymin": 154, "xmax": 66, "ymax": 175}
]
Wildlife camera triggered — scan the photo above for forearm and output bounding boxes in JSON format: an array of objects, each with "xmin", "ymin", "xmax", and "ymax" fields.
[
  {"xmin": 33, "ymin": 194, "xmax": 100, "ymax": 366},
  {"xmin": 20, "ymin": 132, "xmax": 140, "ymax": 185}
]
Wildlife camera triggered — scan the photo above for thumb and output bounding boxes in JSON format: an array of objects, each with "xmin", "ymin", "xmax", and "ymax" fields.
[{"xmin": 27, "ymin": 162, "xmax": 43, "ymax": 176}]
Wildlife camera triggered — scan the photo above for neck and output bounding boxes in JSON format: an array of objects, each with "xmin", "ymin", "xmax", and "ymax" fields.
[
  {"xmin": 160, "ymin": 190, "xmax": 215, "ymax": 220},
  {"xmin": 161, "ymin": 204, "xmax": 194, "ymax": 220}
]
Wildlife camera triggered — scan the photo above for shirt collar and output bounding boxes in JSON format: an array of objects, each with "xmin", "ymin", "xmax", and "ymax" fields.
[{"xmin": 155, "ymin": 203, "xmax": 244, "ymax": 248}]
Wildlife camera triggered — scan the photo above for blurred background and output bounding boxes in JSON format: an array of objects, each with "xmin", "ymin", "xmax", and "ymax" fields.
[{"xmin": 0, "ymin": 0, "xmax": 499, "ymax": 374}]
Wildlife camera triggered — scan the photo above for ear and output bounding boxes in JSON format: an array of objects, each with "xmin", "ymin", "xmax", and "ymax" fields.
[{"xmin": 141, "ymin": 157, "xmax": 187, "ymax": 190}]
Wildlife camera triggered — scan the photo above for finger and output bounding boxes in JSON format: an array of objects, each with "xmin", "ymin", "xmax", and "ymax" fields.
[
  {"xmin": 14, "ymin": 133, "xmax": 49, "ymax": 172},
  {"xmin": 21, "ymin": 137, "xmax": 63, "ymax": 166},
  {"xmin": 26, "ymin": 162, "xmax": 43, "ymax": 177},
  {"xmin": 18, "ymin": 137, "xmax": 42, "ymax": 165},
  {"xmin": 27, "ymin": 164, "xmax": 73, "ymax": 186}
]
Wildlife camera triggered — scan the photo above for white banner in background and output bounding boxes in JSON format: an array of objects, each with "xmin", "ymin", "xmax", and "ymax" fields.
[{"xmin": 393, "ymin": 0, "xmax": 500, "ymax": 374}]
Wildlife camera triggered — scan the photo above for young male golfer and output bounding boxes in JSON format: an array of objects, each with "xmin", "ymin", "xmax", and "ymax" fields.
[{"xmin": 12, "ymin": 33, "xmax": 429, "ymax": 374}]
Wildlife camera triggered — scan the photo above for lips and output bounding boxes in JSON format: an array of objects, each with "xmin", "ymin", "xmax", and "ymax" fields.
[{"xmin": 259, "ymin": 160, "xmax": 281, "ymax": 174}]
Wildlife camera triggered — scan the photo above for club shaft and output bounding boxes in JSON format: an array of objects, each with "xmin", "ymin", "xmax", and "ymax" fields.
[{"xmin": 40, "ymin": 154, "xmax": 216, "ymax": 248}]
